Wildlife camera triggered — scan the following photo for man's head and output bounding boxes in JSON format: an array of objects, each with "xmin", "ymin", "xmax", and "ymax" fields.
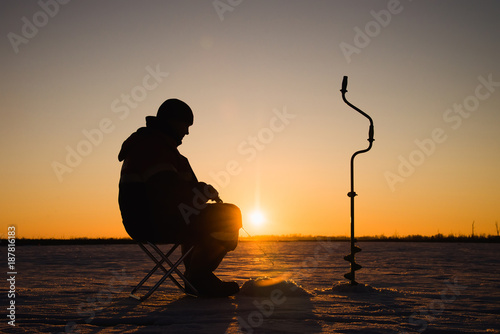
[
  {"xmin": 157, "ymin": 99, "xmax": 194, "ymax": 126},
  {"xmin": 151, "ymin": 98, "xmax": 193, "ymax": 145}
]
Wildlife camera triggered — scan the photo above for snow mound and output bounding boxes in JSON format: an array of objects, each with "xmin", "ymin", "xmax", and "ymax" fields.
[{"xmin": 239, "ymin": 277, "xmax": 311, "ymax": 297}]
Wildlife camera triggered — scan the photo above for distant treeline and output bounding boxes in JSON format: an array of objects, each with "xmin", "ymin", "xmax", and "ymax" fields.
[
  {"xmin": 5, "ymin": 234, "xmax": 500, "ymax": 245},
  {"xmin": 241, "ymin": 234, "xmax": 500, "ymax": 243}
]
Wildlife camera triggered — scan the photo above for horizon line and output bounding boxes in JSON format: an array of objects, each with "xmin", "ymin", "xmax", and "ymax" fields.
[{"xmin": 5, "ymin": 233, "xmax": 500, "ymax": 244}]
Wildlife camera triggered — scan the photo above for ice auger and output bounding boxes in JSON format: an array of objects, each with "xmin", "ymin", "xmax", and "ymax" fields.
[{"xmin": 340, "ymin": 76, "xmax": 374, "ymax": 285}]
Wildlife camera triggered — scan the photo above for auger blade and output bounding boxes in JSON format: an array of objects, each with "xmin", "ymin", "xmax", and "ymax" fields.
[
  {"xmin": 343, "ymin": 272, "xmax": 359, "ymax": 285},
  {"xmin": 344, "ymin": 254, "xmax": 354, "ymax": 262},
  {"xmin": 351, "ymin": 262, "xmax": 362, "ymax": 271}
]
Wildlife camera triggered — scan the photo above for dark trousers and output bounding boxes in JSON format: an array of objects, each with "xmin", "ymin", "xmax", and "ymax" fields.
[
  {"xmin": 120, "ymin": 185, "xmax": 242, "ymax": 276},
  {"xmin": 181, "ymin": 203, "xmax": 242, "ymax": 277}
]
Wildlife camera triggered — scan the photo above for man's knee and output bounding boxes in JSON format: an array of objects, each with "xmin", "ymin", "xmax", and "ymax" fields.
[
  {"xmin": 219, "ymin": 203, "xmax": 242, "ymax": 229},
  {"xmin": 203, "ymin": 203, "xmax": 242, "ymax": 230}
]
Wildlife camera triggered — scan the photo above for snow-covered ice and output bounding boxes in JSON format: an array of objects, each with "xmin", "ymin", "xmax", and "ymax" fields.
[{"xmin": 3, "ymin": 241, "xmax": 499, "ymax": 333}]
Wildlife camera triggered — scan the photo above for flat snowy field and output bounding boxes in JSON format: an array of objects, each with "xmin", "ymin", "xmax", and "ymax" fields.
[{"xmin": 3, "ymin": 241, "xmax": 499, "ymax": 333}]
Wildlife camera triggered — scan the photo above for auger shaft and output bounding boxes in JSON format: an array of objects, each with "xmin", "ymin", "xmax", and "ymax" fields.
[{"xmin": 340, "ymin": 76, "xmax": 374, "ymax": 285}]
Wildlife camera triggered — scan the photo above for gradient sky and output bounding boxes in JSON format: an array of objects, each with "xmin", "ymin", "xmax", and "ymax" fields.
[{"xmin": 1, "ymin": 0, "xmax": 499, "ymax": 238}]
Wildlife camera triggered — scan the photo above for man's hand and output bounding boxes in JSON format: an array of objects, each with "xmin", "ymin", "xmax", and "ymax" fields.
[{"xmin": 197, "ymin": 182, "xmax": 222, "ymax": 203}]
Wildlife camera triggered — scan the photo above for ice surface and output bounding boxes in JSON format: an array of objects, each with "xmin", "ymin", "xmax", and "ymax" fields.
[{"xmin": 2, "ymin": 241, "xmax": 499, "ymax": 333}]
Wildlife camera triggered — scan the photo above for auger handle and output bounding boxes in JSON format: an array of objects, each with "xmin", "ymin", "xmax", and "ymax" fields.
[{"xmin": 341, "ymin": 76, "xmax": 348, "ymax": 94}]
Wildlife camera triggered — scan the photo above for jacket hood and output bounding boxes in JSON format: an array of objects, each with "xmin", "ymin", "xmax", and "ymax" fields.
[
  {"xmin": 118, "ymin": 122, "xmax": 179, "ymax": 162},
  {"xmin": 145, "ymin": 115, "xmax": 183, "ymax": 146},
  {"xmin": 118, "ymin": 128, "xmax": 147, "ymax": 162}
]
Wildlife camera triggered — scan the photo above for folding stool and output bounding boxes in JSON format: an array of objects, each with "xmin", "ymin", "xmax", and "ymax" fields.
[{"xmin": 129, "ymin": 241, "xmax": 198, "ymax": 300}]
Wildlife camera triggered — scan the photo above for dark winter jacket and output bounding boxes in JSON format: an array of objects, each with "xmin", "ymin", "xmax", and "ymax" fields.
[{"xmin": 118, "ymin": 123, "xmax": 198, "ymax": 242}]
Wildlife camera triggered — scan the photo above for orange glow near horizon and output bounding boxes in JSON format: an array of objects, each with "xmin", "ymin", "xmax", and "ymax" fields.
[{"xmin": 2, "ymin": 124, "xmax": 499, "ymax": 239}]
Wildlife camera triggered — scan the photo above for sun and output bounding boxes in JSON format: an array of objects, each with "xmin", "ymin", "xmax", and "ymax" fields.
[{"xmin": 249, "ymin": 210, "xmax": 266, "ymax": 227}]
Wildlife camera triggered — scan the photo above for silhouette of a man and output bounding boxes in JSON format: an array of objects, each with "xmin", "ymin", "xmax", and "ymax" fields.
[{"xmin": 118, "ymin": 98, "xmax": 242, "ymax": 297}]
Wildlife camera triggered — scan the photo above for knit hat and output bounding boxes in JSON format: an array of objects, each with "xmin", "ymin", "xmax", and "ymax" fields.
[{"xmin": 156, "ymin": 98, "xmax": 194, "ymax": 125}]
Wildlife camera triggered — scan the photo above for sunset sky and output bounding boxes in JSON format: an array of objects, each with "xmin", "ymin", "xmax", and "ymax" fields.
[{"xmin": 1, "ymin": 1, "xmax": 499, "ymax": 239}]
